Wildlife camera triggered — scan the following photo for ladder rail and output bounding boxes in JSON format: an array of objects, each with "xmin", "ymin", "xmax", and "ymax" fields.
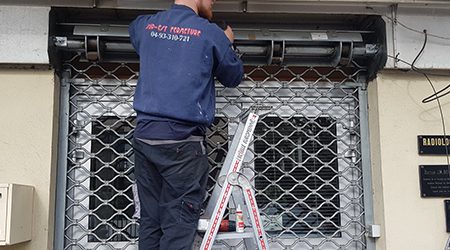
[
  {"xmin": 199, "ymin": 112, "xmax": 261, "ymax": 250},
  {"xmin": 240, "ymin": 176, "xmax": 269, "ymax": 250},
  {"xmin": 203, "ymin": 119, "xmax": 246, "ymax": 217}
]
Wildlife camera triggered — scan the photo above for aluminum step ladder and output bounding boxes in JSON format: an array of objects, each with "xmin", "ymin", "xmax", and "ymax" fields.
[{"xmin": 197, "ymin": 110, "xmax": 270, "ymax": 250}]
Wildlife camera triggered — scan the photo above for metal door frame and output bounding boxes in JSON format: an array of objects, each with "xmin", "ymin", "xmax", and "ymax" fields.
[{"xmin": 54, "ymin": 68, "xmax": 376, "ymax": 250}]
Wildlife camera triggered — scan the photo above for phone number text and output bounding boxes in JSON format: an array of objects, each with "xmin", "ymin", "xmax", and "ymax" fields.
[{"xmin": 150, "ymin": 31, "xmax": 191, "ymax": 43}]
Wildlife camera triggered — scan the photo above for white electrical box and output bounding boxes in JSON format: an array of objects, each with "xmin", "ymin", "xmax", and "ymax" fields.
[{"xmin": 0, "ymin": 183, "xmax": 34, "ymax": 246}]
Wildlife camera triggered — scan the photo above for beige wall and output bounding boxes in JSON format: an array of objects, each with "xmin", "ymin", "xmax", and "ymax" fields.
[
  {"xmin": 0, "ymin": 69, "xmax": 58, "ymax": 250},
  {"xmin": 369, "ymin": 71, "xmax": 450, "ymax": 250}
]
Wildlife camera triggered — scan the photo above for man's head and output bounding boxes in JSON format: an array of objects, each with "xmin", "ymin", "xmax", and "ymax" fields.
[
  {"xmin": 195, "ymin": 0, "xmax": 214, "ymax": 20},
  {"xmin": 174, "ymin": 0, "xmax": 215, "ymax": 20}
]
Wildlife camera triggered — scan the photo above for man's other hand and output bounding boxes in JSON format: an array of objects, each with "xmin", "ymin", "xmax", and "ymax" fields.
[{"xmin": 224, "ymin": 25, "xmax": 235, "ymax": 43}]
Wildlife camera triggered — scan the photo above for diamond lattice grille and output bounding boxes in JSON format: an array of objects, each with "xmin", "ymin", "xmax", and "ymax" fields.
[{"xmin": 62, "ymin": 55, "xmax": 366, "ymax": 250}]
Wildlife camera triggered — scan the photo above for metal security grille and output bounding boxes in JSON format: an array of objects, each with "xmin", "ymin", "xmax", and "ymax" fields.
[{"xmin": 61, "ymin": 55, "xmax": 368, "ymax": 250}]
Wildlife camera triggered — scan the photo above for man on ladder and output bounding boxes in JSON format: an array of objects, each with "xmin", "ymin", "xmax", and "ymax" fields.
[{"xmin": 129, "ymin": 0, "xmax": 244, "ymax": 249}]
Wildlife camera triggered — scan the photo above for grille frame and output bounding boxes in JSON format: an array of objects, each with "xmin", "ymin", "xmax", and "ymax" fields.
[{"xmin": 55, "ymin": 56, "xmax": 375, "ymax": 250}]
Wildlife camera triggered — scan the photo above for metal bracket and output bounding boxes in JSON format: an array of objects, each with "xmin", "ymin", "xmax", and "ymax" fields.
[
  {"xmin": 368, "ymin": 224, "xmax": 381, "ymax": 238},
  {"xmin": 84, "ymin": 36, "xmax": 102, "ymax": 61},
  {"xmin": 241, "ymin": 0, "xmax": 248, "ymax": 12},
  {"xmin": 340, "ymin": 42, "xmax": 354, "ymax": 66}
]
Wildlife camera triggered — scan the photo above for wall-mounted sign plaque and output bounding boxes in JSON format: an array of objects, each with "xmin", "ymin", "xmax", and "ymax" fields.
[
  {"xmin": 418, "ymin": 135, "xmax": 450, "ymax": 155},
  {"xmin": 419, "ymin": 165, "xmax": 450, "ymax": 197}
]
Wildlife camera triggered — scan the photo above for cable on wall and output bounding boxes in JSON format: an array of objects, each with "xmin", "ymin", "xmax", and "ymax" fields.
[
  {"xmin": 368, "ymin": 5, "xmax": 450, "ymax": 249},
  {"xmin": 388, "ymin": 30, "xmax": 450, "ymax": 250},
  {"xmin": 388, "ymin": 31, "xmax": 449, "ymax": 168}
]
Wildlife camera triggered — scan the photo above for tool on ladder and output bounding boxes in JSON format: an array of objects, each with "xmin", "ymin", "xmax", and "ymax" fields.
[{"xmin": 197, "ymin": 109, "xmax": 270, "ymax": 250}]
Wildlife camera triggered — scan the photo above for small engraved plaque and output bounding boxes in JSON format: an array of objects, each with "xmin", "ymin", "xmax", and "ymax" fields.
[{"xmin": 419, "ymin": 165, "xmax": 450, "ymax": 197}]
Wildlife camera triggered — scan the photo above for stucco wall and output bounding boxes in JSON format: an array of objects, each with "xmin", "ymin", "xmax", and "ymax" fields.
[
  {"xmin": 0, "ymin": 69, "xmax": 58, "ymax": 250},
  {"xmin": 369, "ymin": 71, "xmax": 450, "ymax": 250}
]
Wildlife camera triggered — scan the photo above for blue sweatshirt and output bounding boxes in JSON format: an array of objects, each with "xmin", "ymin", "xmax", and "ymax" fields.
[{"xmin": 129, "ymin": 4, "xmax": 244, "ymax": 139}]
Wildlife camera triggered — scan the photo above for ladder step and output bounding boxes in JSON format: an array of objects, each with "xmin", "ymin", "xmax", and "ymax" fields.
[{"xmin": 216, "ymin": 230, "xmax": 255, "ymax": 240}]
